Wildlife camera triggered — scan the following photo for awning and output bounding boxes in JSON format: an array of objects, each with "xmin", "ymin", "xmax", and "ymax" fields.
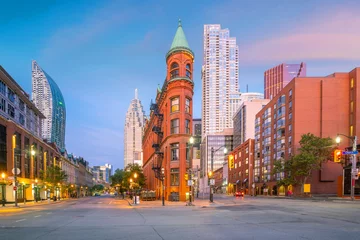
[{"xmin": 243, "ymin": 178, "xmax": 248, "ymax": 183}]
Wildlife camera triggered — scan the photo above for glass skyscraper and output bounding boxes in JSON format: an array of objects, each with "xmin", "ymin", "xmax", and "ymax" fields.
[
  {"xmin": 202, "ymin": 24, "xmax": 239, "ymax": 136},
  {"xmin": 32, "ymin": 60, "xmax": 66, "ymax": 150}
]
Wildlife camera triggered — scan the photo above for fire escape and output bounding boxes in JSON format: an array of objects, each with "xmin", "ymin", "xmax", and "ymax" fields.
[{"xmin": 150, "ymin": 100, "xmax": 164, "ymax": 180}]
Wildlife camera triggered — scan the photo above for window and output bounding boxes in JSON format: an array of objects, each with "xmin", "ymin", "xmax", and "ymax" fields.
[
  {"xmin": 289, "ymin": 112, "xmax": 292, "ymax": 119},
  {"xmin": 289, "ymin": 124, "xmax": 292, "ymax": 132},
  {"xmin": 235, "ymin": 163, "xmax": 237, "ymax": 169},
  {"xmin": 7, "ymin": 88, "xmax": 15, "ymax": 103},
  {"xmin": 170, "ymin": 168, "xmax": 179, "ymax": 186},
  {"xmin": 19, "ymin": 100, "xmax": 25, "ymax": 111},
  {"xmin": 186, "ymin": 64, "xmax": 191, "ymax": 78},
  {"xmin": 185, "ymin": 98, "xmax": 190, "ymax": 113},
  {"xmin": 351, "ymin": 78, "xmax": 354, "ymax": 88},
  {"xmin": 289, "ymin": 89, "xmax": 292, "ymax": 96},
  {"xmin": 0, "ymin": 98, "xmax": 5, "ymax": 112},
  {"xmin": 289, "ymin": 101, "xmax": 292, "ymax": 109},
  {"xmin": 185, "ymin": 119, "xmax": 190, "ymax": 134},
  {"xmin": 171, "ymin": 97, "xmax": 179, "ymax": 112},
  {"xmin": 171, "ymin": 143, "xmax": 179, "ymax": 161},
  {"xmin": 19, "ymin": 114, "xmax": 25, "ymax": 125},
  {"xmin": 246, "ymin": 158, "xmax": 249, "ymax": 164},
  {"xmin": 0, "ymin": 81, "xmax": 5, "ymax": 95},
  {"xmin": 186, "ymin": 143, "xmax": 191, "ymax": 161},
  {"xmin": 171, "ymin": 119, "xmax": 179, "ymax": 134},
  {"xmin": 7, "ymin": 104, "xmax": 15, "ymax": 118},
  {"xmin": 246, "ymin": 169, "xmax": 249, "ymax": 176},
  {"xmin": 170, "ymin": 62, "xmax": 179, "ymax": 78}
]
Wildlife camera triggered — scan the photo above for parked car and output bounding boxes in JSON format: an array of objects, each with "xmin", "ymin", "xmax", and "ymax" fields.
[
  {"xmin": 234, "ymin": 191, "xmax": 244, "ymax": 197},
  {"xmin": 94, "ymin": 193, "xmax": 101, "ymax": 196}
]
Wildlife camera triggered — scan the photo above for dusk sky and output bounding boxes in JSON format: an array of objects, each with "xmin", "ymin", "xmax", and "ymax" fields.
[{"xmin": 0, "ymin": 0, "xmax": 359, "ymax": 170}]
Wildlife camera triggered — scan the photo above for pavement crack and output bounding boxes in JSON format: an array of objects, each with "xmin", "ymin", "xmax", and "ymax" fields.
[{"xmin": 151, "ymin": 226, "xmax": 164, "ymax": 240}]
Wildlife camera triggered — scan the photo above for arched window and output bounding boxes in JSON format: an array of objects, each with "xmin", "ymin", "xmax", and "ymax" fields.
[
  {"xmin": 186, "ymin": 64, "xmax": 191, "ymax": 78},
  {"xmin": 170, "ymin": 62, "xmax": 179, "ymax": 78}
]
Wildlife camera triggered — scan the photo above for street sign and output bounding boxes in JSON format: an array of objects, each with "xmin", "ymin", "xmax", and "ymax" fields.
[
  {"xmin": 342, "ymin": 151, "xmax": 358, "ymax": 155},
  {"xmin": 210, "ymin": 179, "xmax": 215, "ymax": 186},
  {"xmin": 13, "ymin": 186, "xmax": 17, "ymax": 191},
  {"xmin": 12, "ymin": 168, "xmax": 21, "ymax": 175}
]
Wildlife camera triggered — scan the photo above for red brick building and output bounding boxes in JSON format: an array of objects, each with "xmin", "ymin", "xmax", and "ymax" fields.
[
  {"xmin": 228, "ymin": 139, "xmax": 255, "ymax": 195},
  {"xmin": 255, "ymin": 67, "xmax": 360, "ymax": 196},
  {"xmin": 142, "ymin": 20, "xmax": 194, "ymax": 201}
]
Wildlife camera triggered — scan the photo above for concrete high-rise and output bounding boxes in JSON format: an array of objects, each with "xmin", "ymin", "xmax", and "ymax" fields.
[
  {"xmin": 32, "ymin": 60, "xmax": 66, "ymax": 150},
  {"xmin": 124, "ymin": 89, "xmax": 145, "ymax": 167},
  {"xmin": 264, "ymin": 63, "xmax": 306, "ymax": 99},
  {"xmin": 202, "ymin": 24, "xmax": 239, "ymax": 137}
]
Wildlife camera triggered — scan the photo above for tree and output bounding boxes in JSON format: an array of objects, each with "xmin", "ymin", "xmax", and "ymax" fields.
[
  {"xmin": 92, "ymin": 184, "xmax": 104, "ymax": 193},
  {"xmin": 272, "ymin": 158, "xmax": 296, "ymax": 187},
  {"xmin": 123, "ymin": 163, "xmax": 146, "ymax": 191},
  {"xmin": 290, "ymin": 133, "xmax": 334, "ymax": 194},
  {"xmin": 40, "ymin": 165, "xmax": 67, "ymax": 194}
]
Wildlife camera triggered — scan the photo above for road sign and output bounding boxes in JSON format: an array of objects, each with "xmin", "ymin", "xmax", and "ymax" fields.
[
  {"xmin": 12, "ymin": 168, "xmax": 21, "ymax": 175},
  {"xmin": 13, "ymin": 186, "xmax": 17, "ymax": 191},
  {"xmin": 210, "ymin": 179, "xmax": 215, "ymax": 186},
  {"xmin": 342, "ymin": 151, "xmax": 358, "ymax": 155}
]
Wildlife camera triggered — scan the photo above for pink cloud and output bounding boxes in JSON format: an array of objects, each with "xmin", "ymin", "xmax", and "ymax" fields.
[{"xmin": 240, "ymin": 10, "xmax": 360, "ymax": 65}]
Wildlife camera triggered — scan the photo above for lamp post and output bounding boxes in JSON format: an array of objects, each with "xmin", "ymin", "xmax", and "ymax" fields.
[
  {"xmin": 209, "ymin": 146, "xmax": 228, "ymax": 203},
  {"xmin": 187, "ymin": 136, "xmax": 195, "ymax": 206},
  {"xmin": 129, "ymin": 178, "xmax": 133, "ymax": 203},
  {"xmin": 336, "ymin": 134, "xmax": 358, "ymax": 201},
  {"xmin": 161, "ymin": 167, "xmax": 165, "ymax": 206},
  {"xmin": 34, "ymin": 178, "xmax": 38, "ymax": 202},
  {"xmin": 1, "ymin": 172, "xmax": 5, "ymax": 206},
  {"xmin": 12, "ymin": 134, "xmax": 18, "ymax": 207},
  {"xmin": 133, "ymin": 173, "xmax": 138, "ymax": 205},
  {"xmin": 57, "ymin": 183, "xmax": 60, "ymax": 200}
]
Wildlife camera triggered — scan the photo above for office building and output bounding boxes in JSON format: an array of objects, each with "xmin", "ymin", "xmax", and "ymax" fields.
[
  {"xmin": 264, "ymin": 62, "xmax": 306, "ymax": 99},
  {"xmin": 255, "ymin": 67, "xmax": 360, "ymax": 196},
  {"xmin": 124, "ymin": 89, "xmax": 145, "ymax": 167},
  {"xmin": 32, "ymin": 60, "xmax": 66, "ymax": 150},
  {"xmin": 93, "ymin": 164, "xmax": 113, "ymax": 184}
]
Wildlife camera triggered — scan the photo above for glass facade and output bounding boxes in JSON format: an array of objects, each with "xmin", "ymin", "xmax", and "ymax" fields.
[
  {"xmin": 206, "ymin": 135, "xmax": 234, "ymax": 172},
  {"xmin": 32, "ymin": 61, "xmax": 66, "ymax": 150}
]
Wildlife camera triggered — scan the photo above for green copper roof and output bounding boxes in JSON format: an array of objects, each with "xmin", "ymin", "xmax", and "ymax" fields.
[{"xmin": 170, "ymin": 19, "xmax": 190, "ymax": 50}]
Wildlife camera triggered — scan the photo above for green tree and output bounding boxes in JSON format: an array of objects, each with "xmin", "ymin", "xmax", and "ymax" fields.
[
  {"xmin": 272, "ymin": 158, "xmax": 296, "ymax": 187},
  {"xmin": 291, "ymin": 133, "xmax": 334, "ymax": 193},
  {"xmin": 40, "ymin": 165, "xmax": 67, "ymax": 194},
  {"xmin": 123, "ymin": 163, "xmax": 146, "ymax": 191},
  {"xmin": 92, "ymin": 184, "xmax": 104, "ymax": 192}
]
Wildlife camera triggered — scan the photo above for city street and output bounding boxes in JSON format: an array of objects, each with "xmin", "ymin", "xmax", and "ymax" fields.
[{"xmin": 0, "ymin": 195, "xmax": 359, "ymax": 240}]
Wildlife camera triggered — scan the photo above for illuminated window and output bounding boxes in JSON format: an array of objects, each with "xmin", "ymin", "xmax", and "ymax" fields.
[
  {"xmin": 171, "ymin": 97, "xmax": 179, "ymax": 112},
  {"xmin": 350, "ymin": 126, "xmax": 353, "ymax": 136},
  {"xmin": 171, "ymin": 143, "xmax": 179, "ymax": 161},
  {"xmin": 351, "ymin": 78, "xmax": 354, "ymax": 88},
  {"xmin": 350, "ymin": 101, "xmax": 354, "ymax": 113},
  {"xmin": 185, "ymin": 98, "xmax": 190, "ymax": 113},
  {"xmin": 170, "ymin": 168, "xmax": 179, "ymax": 186}
]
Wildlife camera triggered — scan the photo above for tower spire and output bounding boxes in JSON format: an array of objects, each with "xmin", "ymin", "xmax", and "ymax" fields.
[{"xmin": 135, "ymin": 88, "xmax": 138, "ymax": 99}]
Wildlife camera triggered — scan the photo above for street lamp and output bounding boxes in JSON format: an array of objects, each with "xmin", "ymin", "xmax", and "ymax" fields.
[
  {"xmin": 133, "ymin": 173, "xmax": 138, "ymax": 205},
  {"xmin": 34, "ymin": 178, "xmax": 38, "ymax": 202},
  {"xmin": 187, "ymin": 136, "xmax": 195, "ymax": 206},
  {"xmin": 209, "ymin": 146, "xmax": 228, "ymax": 203},
  {"xmin": 336, "ymin": 134, "xmax": 358, "ymax": 201},
  {"xmin": 1, "ymin": 172, "xmax": 5, "ymax": 206},
  {"xmin": 161, "ymin": 167, "xmax": 165, "ymax": 206}
]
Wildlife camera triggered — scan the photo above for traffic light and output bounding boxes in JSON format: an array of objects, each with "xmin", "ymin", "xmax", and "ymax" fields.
[
  {"xmin": 208, "ymin": 171, "xmax": 213, "ymax": 178},
  {"xmin": 184, "ymin": 174, "xmax": 188, "ymax": 180},
  {"xmin": 229, "ymin": 155, "xmax": 234, "ymax": 169},
  {"xmin": 334, "ymin": 150, "xmax": 342, "ymax": 163}
]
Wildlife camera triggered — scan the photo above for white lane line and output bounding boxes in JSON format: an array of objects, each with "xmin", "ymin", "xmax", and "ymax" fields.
[
  {"xmin": 34, "ymin": 215, "xmax": 41, "ymax": 218},
  {"xmin": 46, "ymin": 212, "xmax": 52, "ymax": 215},
  {"xmin": 109, "ymin": 201, "xmax": 113, "ymax": 205},
  {"xmin": 15, "ymin": 219, "xmax": 26, "ymax": 222}
]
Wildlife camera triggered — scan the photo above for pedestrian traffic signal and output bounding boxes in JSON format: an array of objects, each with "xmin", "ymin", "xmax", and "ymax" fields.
[
  {"xmin": 184, "ymin": 174, "xmax": 188, "ymax": 180},
  {"xmin": 334, "ymin": 150, "xmax": 342, "ymax": 162}
]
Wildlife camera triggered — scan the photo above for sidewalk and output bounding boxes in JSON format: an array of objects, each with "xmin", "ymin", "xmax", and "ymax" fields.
[
  {"xmin": 247, "ymin": 194, "xmax": 360, "ymax": 202},
  {"xmin": 1, "ymin": 198, "xmax": 77, "ymax": 209},
  {"xmin": 124, "ymin": 197, "xmax": 223, "ymax": 208}
]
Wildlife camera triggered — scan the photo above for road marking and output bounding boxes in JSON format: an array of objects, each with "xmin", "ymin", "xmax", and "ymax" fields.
[
  {"xmin": 34, "ymin": 215, "xmax": 41, "ymax": 218},
  {"xmin": 15, "ymin": 219, "xmax": 26, "ymax": 222},
  {"xmin": 98, "ymin": 202, "xmax": 103, "ymax": 204},
  {"xmin": 46, "ymin": 212, "xmax": 52, "ymax": 215},
  {"xmin": 109, "ymin": 201, "xmax": 113, "ymax": 205}
]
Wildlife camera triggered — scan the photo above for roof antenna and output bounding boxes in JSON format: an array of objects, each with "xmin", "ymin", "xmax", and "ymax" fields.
[{"xmin": 246, "ymin": 84, "xmax": 248, "ymax": 93}]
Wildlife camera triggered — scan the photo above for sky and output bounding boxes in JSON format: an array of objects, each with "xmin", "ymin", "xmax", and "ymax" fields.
[{"xmin": 1, "ymin": 0, "xmax": 360, "ymax": 170}]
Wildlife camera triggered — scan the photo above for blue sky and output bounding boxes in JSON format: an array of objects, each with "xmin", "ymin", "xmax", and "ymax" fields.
[{"xmin": 1, "ymin": 0, "xmax": 359, "ymax": 170}]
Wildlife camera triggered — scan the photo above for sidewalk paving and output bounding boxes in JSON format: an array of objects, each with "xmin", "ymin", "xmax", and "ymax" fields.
[
  {"xmin": 0, "ymin": 198, "xmax": 77, "ymax": 209},
  {"xmin": 123, "ymin": 197, "xmax": 224, "ymax": 208}
]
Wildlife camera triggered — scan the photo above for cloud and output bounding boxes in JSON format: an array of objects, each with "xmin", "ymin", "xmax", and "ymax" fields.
[{"xmin": 240, "ymin": 9, "xmax": 360, "ymax": 65}]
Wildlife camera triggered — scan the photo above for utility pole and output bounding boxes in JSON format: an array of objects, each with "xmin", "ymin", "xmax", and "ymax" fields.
[
  {"xmin": 12, "ymin": 135, "xmax": 18, "ymax": 207},
  {"xmin": 351, "ymin": 136, "xmax": 357, "ymax": 201}
]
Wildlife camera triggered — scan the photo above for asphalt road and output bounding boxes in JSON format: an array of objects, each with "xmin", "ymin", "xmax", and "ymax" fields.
[{"xmin": 0, "ymin": 195, "xmax": 359, "ymax": 240}]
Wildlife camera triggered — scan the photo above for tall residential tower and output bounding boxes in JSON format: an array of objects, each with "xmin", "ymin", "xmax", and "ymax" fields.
[
  {"xmin": 202, "ymin": 24, "xmax": 239, "ymax": 137},
  {"xmin": 124, "ymin": 89, "xmax": 145, "ymax": 167},
  {"xmin": 32, "ymin": 60, "xmax": 66, "ymax": 150}
]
